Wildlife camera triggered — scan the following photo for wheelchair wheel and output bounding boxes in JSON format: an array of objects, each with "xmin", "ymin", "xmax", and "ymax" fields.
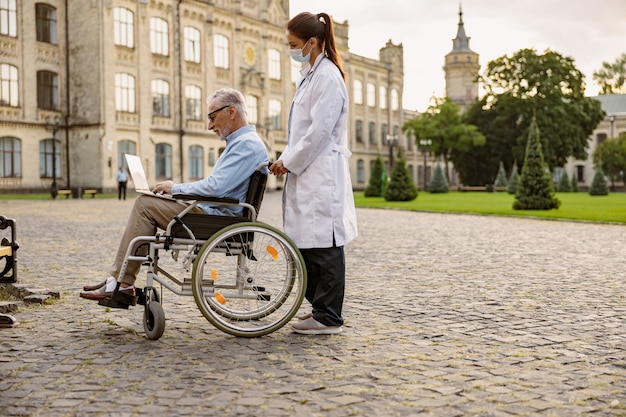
[
  {"xmin": 143, "ymin": 300, "xmax": 165, "ymax": 340},
  {"xmin": 191, "ymin": 222, "xmax": 306, "ymax": 337}
]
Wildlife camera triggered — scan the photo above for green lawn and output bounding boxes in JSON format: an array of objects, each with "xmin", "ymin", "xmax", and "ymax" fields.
[{"xmin": 354, "ymin": 191, "xmax": 626, "ymax": 224}]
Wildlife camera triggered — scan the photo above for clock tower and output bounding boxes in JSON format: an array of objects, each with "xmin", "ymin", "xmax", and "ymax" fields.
[{"xmin": 444, "ymin": 6, "xmax": 480, "ymax": 111}]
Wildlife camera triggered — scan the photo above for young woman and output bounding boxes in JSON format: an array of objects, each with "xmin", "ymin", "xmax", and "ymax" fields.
[{"xmin": 269, "ymin": 12, "xmax": 358, "ymax": 335}]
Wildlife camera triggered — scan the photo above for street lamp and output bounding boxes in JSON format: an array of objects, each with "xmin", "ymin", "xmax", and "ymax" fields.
[
  {"xmin": 386, "ymin": 134, "xmax": 398, "ymax": 173},
  {"xmin": 609, "ymin": 114, "xmax": 615, "ymax": 139},
  {"xmin": 419, "ymin": 139, "xmax": 432, "ymax": 191},
  {"xmin": 45, "ymin": 116, "xmax": 61, "ymax": 199}
]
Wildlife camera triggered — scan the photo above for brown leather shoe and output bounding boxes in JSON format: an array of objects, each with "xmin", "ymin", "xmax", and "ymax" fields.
[
  {"xmin": 80, "ymin": 286, "xmax": 135, "ymax": 301},
  {"xmin": 82, "ymin": 280, "xmax": 107, "ymax": 292}
]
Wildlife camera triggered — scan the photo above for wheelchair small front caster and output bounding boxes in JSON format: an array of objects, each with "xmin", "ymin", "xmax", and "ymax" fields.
[{"xmin": 143, "ymin": 288, "xmax": 165, "ymax": 340}]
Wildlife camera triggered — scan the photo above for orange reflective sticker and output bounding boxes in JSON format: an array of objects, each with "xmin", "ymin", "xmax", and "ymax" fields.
[{"xmin": 266, "ymin": 245, "xmax": 279, "ymax": 260}]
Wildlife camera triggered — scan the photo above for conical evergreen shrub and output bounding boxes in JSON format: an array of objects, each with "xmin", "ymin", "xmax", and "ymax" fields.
[
  {"xmin": 570, "ymin": 172, "xmax": 579, "ymax": 193},
  {"xmin": 513, "ymin": 115, "xmax": 560, "ymax": 210},
  {"xmin": 589, "ymin": 166, "xmax": 609, "ymax": 196},
  {"xmin": 494, "ymin": 161, "xmax": 508, "ymax": 188},
  {"xmin": 558, "ymin": 170, "xmax": 571, "ymax": 192},
  {"xmin": 364, "ymin": 155, "xmax": 386, "ymax": 197},
  {"xmin": 507, "ymin": 164, "xmax": 519, "ymax": 195},
  {"xmin": 384, "ymin": 148, "xmax": 418, "ymax": 201},
  {"xmin": 428, "ymin": 162, "xmax": 449, "ymax": 193}
]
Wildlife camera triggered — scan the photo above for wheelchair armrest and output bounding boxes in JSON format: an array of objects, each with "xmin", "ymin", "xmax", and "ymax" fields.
[{"xmin": 172, "ymin": 194, "xmax": 240, "ymax": 205}]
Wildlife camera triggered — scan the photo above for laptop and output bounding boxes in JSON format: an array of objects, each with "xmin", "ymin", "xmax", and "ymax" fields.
[{"xmin": 124, "ymin": 154, "xmax": 175, "ymax": 199}]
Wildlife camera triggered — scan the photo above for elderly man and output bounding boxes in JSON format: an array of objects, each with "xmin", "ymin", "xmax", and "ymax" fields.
[{"xmin": 80, "ymin": 88, "xmax": 268, "ymax": 303}]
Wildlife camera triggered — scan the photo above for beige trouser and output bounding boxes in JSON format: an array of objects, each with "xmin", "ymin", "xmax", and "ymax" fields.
[{"xmin": 108, "ymin": 195, "xmax": 205, "ymax": 285}]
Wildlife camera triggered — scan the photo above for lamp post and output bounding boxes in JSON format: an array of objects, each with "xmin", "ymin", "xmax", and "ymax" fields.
[
  {"xmin": 386, "ymin": 134, "xmax": 398, "ymax": 173},
  {"xmin": 45, "ymin": 116, "xmax": 61, "ymax": 199},
  {"xmin": 419, "ymin": 138, "xmax": 432, "ymax": 191},
  {"xmin": 609, "ymin": 114, "xmax": 615, "ymax": 139}
]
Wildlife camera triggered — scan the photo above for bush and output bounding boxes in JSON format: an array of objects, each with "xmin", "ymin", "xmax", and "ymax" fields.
[
  {"xmin": 364, "ymin": 155, "xmax": 386, "ymax": 197},
  {"xmin": 507, "ymin": 164, "xmax": 519, "ymax": 194},
  {"xmin": 558, "ymin": 170, "xmax": 571, "ymax": 192},
  {"xmin": 428, "ymin": 163, "xmax": 449, "ymax": 193},
  {"xmin": 571, "ymin": 173, "xmax": 579, "ymax": 192},
  {"xmin": 494, "ymin": 161, "xmax": 508, "ymax": 187},
  {"xmin": 589, "ymin": 166, "xmax": 609, "ymax": 196},
  {"xmin": 513, "ymin": 115, "xmax": 560, "ymax": 210},
  {"xmin": 385, "ymin": 149, "xmax": 418, "ymax": 201}
]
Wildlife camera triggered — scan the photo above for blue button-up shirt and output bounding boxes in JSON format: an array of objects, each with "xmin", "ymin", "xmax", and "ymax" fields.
[{"xmin": 171, "ymin": 125, "xmax": 268, "ymax": 216}]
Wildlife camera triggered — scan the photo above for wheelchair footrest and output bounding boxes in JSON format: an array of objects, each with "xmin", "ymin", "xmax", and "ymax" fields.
[{"xmin": 98, "ymin": 289, "xmax": 138, "ymax": 309}]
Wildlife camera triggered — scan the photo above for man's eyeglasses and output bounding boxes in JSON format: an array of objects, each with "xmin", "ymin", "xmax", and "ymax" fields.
[{"xmin": 207, "ymin": 105, "xmax": 231, "ymax": 122}]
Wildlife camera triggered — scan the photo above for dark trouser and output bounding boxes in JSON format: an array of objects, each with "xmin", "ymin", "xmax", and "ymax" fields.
[
  {"xmin": 118, "ymin": 181, "xmax": 127, "ymax": 200},
  {"xmin": 299, "ymin": 244, "xmax": 345, "ymax": 327}
]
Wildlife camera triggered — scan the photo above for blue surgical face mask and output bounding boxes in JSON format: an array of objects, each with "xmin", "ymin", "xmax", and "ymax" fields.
[{"xmin": 289, "ymin": 39, "xmax": 311, "ymax": 63}]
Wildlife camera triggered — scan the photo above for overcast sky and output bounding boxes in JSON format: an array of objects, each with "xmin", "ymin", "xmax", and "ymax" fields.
[{"xmin": 289, "ymin": 0, "xmax": 626, "ymax": 112}]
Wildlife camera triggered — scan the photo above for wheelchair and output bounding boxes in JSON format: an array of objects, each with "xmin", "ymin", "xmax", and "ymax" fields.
[{"xmin": 100, "ymin": 162, "xmax": 307, "ymax": 340}]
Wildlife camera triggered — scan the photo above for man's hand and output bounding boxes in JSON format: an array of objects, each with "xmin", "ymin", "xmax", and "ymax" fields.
[
  {"xmin": 269, "ymin": 160, "xmax": 289, "ymax": 176},
  {"xmin": 152, "ymin": 180, "xmax": 175, "ymax": 195}
]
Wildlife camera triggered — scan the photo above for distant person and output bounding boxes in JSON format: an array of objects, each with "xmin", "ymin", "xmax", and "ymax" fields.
[
  {"xmin": 116, "ymin": 167, "xmax": 127, "ymax": 200},
  {"xmin": 269, "ymin": 12, "xmax": 358, "ymax": 335}
]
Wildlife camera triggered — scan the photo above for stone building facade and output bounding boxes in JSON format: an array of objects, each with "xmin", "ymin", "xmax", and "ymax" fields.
[{"xmin": 0, "ymin": 0, "xmax": 418, "ymax": 194}]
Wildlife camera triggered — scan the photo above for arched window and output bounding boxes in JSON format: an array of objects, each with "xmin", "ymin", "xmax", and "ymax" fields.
[
  {"xmin": 150, "ymin": 17, "xmax": 169, "ymax": 56},
  {"xmin": 213, "ymin": 34, "xmax": 229, "ymax": 69},
  {"xmin": 184, "ymin": 26, "xmax": 201, "ymax": 63},
  {"xmin": 115, "ymin": 73, "xmax": 135, "ymax": 112},
  {"xmin": 117, "ymin": 140, "xmax": 136, "ymax": 169},
  {"xmin": 155, "ymin": 143, "xmax": 172, "ymax": 179},
  {"xmin": 0, "ymin": 64, "xmax": 19, "ymax": 107},
  {"xmin": 113, "ymin": 7, "xmax": 134, "ymax": 48},
  {"xmin": 36, "ymin": 3, "xmax": 57, "ymax": 44},
  {"xmin": 269, "ymin": 99, "xmax": 281, "ymax": 130},
  {"xmin": 152, "ymin": 79, "xmax": 170, "ymax": 117},
  {"xmin": 357, "ymin": 159, "xmax": 364, "ymax": 184},
  {"xmin": 0, "ymin": 0, "xmax": 17, "ymax": 37},
  {"xmin": 189, "ymin": 145, "xmax": 204, "ymax": 180},
  {"xmin": 246, "ymin": 95, "xmax": 258, "ymax": 125},
  {"xmin": 37, "ymin": 70, "xmax": 58, "ymax": 110},
  {"xmin": 268, "ymin": 49, "xmax": 281, "ymax": 80},
  {"xmin": 0, "ymin": 137, "xmax": 21, "ymax": 177},
  {"xmin": 185, "ymin": 85, "xmax": 202, "ymax": 120},
  {"xmin": 39, "ymin": 138, "xmax": 60, "ymax": 178},
  {"xmin": 353, "ymin": 80, "xmax": 363, "ymax": 105}
]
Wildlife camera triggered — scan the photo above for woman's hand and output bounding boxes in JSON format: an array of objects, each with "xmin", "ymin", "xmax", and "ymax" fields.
[{"xmin": 269, "ymin": 160, "xmax": 289, "ymax": 176}]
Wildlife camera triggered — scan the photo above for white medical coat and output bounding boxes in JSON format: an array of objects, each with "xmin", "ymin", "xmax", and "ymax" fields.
[{"xmin": 280, "ymin": 54, "xmax": 358, "ymax": 249}]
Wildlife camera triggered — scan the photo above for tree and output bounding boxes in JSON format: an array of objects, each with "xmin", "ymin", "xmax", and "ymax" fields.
[
  {"xmin": 403, "ymin": 97, "xmax": 485, "ymax": 183},
  {"xmin": 570, "ymin": 172, "xmax": 579, "ymax": 193},
  {"xmin": 558, "ymin": 170, "xmax": 571, "ymax": 192},
  {"xmin": 494, "ymin": 161, "xmax": 508, "ymax": 187},
  {"xmin": 593, "ymin": 53, "xmax": 626, "ymax": 94},
  {"xmin": 593, "ymin": 136, "xmax": 626, "ymax": 188},
  {"xmin": 507, "ymin": 164, "xmax": 519, "ymax": 195},
  {"xmin": 513, "ymin": 115, "xmax": 560, "ymax": 210},
  {"xmin": 428, "ymin": 163, "xmax": 449, "ymax": 193},
  {"xmin": 589, "ymin": 166, "xmax": 609, "ymax": 196},
  {"xmin": 384, "ymin": 148, "xmax": 418, "ymax": 201},
  {"xmin": 463, "ymin": 48, "xmax": 605, "ymax": 181},
  {"xmin": 364, "ymin": 155, "xmax": 386, "ymax": 197}
]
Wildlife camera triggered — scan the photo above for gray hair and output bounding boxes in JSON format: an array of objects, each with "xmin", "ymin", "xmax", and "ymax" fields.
[{"xmin": 210, "ymin": 88, "xmax": 247, "ymax": 116}]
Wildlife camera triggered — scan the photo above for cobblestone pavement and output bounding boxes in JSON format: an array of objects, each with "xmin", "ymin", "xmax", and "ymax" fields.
[{"xmin": 0, "ymin": 192, "xmax": 625, "ymax": 417}]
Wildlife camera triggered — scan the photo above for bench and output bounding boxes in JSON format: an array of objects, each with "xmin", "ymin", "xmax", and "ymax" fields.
[
  {"xmin": 458, "ymin": 185, "xmax": 509, "ymax": 192},
  {"xmin": 82, "ymin": 189, "xmax": 98, "ymax": 198},
  {"xmin": 0, "ymin": 215, "xmax": 18, "ymax": 283},
  {"xmin": 58, "ymin": 189, "xmax": 72, "ymax": 198}
]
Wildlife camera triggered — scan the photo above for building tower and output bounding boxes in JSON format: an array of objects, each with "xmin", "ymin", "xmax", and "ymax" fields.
[{"xmin": 443, "ymin": 5, "xmax": 480, "ymax": 111}]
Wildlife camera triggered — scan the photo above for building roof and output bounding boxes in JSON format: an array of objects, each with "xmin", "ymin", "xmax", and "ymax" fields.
[
  {"xmin": 449, "ymin": 6, "xmax": 475, "ymax": 54},
  {"xmin": 592, "ymin": 94, "xmax": 626, "ymax": 115}
]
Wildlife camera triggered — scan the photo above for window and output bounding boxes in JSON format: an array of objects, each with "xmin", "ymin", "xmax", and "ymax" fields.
[
  {"xmin": 381, "ymin": 123, "xmax": 388, "ymax": 145},
  {"xmin": 39, "ymin": 138, "xmax": 60, "ymax": 178},
  {"xmin": 208, "ymin": 147, "xmax": 215, "ymax": 167},
  {"xmin": 150, "ymin": 17, "xmax": 168, "ymax": 56},
  {"xmin": 379, "ymin": 86, "xmax": 387, "ymax": 109},
  {"xmin": 353, "ymin": 80, "xmax": 363, "ymax": 105},
  {"xmin": 113, "ymin": 7, "xmax": 134, "ymax": 48},
  {"xmin": 596, "ymin": 133, "xmax": 607, "ymax": 145},
  {"xmin": 185, "ymin": 85, "xmax": 202, "ymax": 120},
  {"xmin": 213, "ymin": 34, "xmax": 229, "ymax": 69},
  {"xmin": 115, "ymin": 73, "xmax": 135, "ymax": 112},
  {"xmin": 368, "ymin": 121, "xmax": 376, "ymax": 145},
  {"xmin": 155, "ymin": 143, "xmax": 171, "ymax": 179},
  {"xmin": 391, "ymin": 89, "xmax": 399, "ymax": 111},
  {"xmin": 189, "ymin": 145, "xmax": 203, "ymax": 180},
  {"xmin": 152, "ymin": 79, "xmax": 170, "ymax": 117},
  {"xmin": 37, "ymin": 71, "xmax": 58, "ymax": 110},
  {"xmin": 357, "ymin": 159, "xmax": 364, "ymax": 184},
  {"xmin": 355, "ymin": 120, "xmax": 363, "ymax": 143},
  {"xmin": 269, "ymin": 99, "xmax": 281, "ymax": 130},
  {"xmin": 246, "ymin": 95, "xmax": 258, "ymax": 125},
  {"xmin": 0, "ymin": 0, "xmax": 17, "ymax": 37},
  {"xmin": 0, "ymin": 137, "xmax": 20, "ymax": 177},
  {"xmin": 36, "ymin": 3, "xmax": 57, "ymax": 44},
  {"xmin": 367, "ymin": 83, "xmax": 376, "ymax": 107},
  {"xmin": 117, "ymin": 140, "xmax": 136, "ymax": 169},
  {"xmin": 184, "ymin": 26, "xmax": 201, "ymax": 63},
  {"xmin": 576, "ymin": 165, "xmax": 584, "ymax": 183},
  {"xmin": 268, "ymin": 49, "xmax": 281, "ymax": 80},
  {"xmin": 0, "ymin": 64, "xmax": 19, "ymax": 107}
]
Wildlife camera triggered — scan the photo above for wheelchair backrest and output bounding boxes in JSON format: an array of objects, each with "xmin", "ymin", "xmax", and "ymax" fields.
[{"xmin": 243, "ymin": 170, "xmax": 268, "ymax": 220}]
